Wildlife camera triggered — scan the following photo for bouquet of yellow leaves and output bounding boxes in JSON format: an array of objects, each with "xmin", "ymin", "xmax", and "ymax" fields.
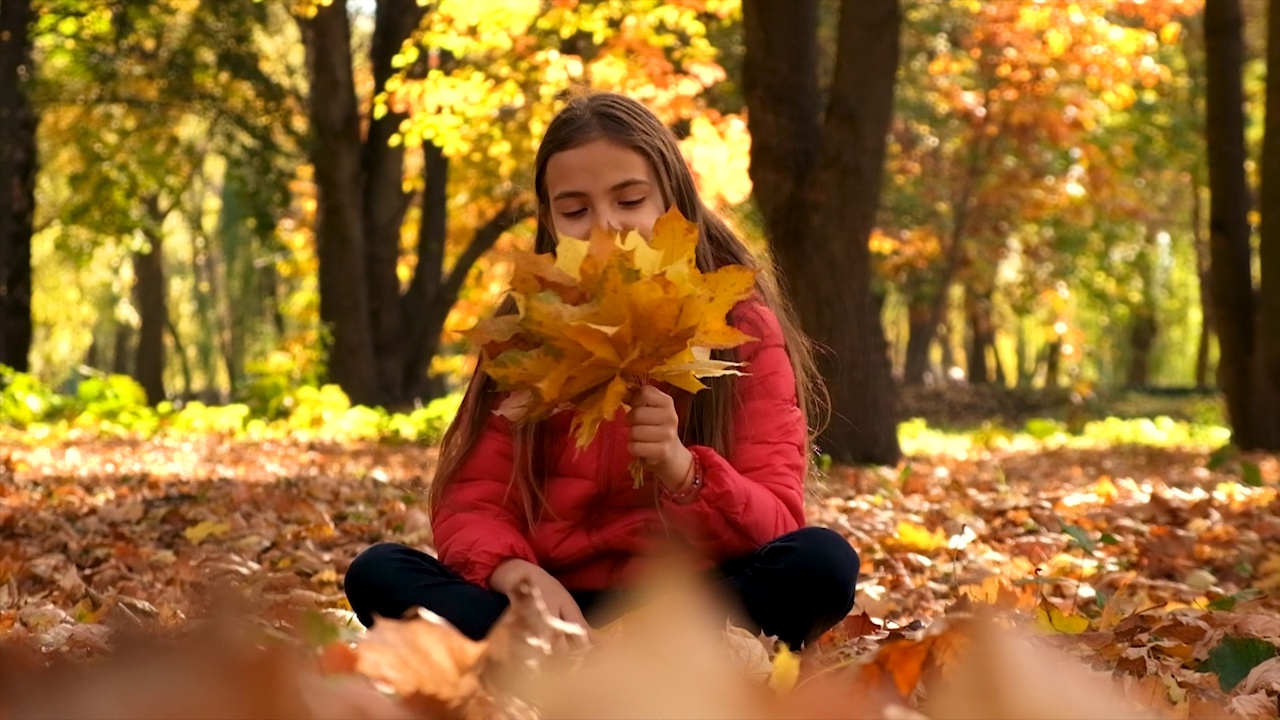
[{"xmin": 465, "ymin": 208, "xmax": 758, "ymax": 485}]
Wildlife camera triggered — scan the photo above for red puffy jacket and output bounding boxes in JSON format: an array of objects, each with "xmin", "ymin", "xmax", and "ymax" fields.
[{"xmin": 431, "ymin": 299, "xmax": 807, "ymax": 591}]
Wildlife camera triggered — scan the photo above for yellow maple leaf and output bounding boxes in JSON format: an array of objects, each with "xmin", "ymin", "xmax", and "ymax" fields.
[
  {"xmin": 184, "ymin": 520, "xmax": 231, "ymax": 545},
  {"xmin": 768, "ymin": 644, "xmax": 801, "ymax": 695},
  {"xmin": 465, "ymin": 208, "xmax": 757, "ymax": 466},
  {"xmin": 891, "ymin": 520, "xmax": 948, "ymax": 554},
  {"xmin": 650, "ymin": 208, "xmax": 700, "ymax": 269},
  {"xmin": 553, "ymin": 235, "xmax": 590, "ymax": 280},
  {"xmin": 1035, "ymin": 601, "xmax": 1089, "ymax": 634}
]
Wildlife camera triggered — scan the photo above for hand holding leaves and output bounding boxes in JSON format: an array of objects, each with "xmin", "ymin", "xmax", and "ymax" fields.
[
  {"xmin": 465, "ymin": 208, "xmax": 756, "ymax": 480},
  {"xmin": 625, "ymin": 385, "xmax": 692, "ymax": 491}
]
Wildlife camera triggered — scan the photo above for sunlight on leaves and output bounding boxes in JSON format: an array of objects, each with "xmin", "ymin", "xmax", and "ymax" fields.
[
  {"xmin": 890, "ymin": 520, "xmax": 949, "ymax": 554},
  {"xmin": 1035, "ymin": 601, "xmax": 1089, "ymax": 635},
  {"xmin": 182, "ymin": 520, "xmax": 231, "ymax": 545},
  {"xmin": 467, "ymin": 208, "xmax": 756, "ymax": 459},
  {"xmin": 767, "ymin": 644, "xmax": 800, "ymax": 695}
]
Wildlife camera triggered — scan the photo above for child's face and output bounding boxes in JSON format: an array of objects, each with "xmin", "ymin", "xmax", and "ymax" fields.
[{"xmin": 543, "ymin": 139, "xmax": 666, "ymax": 243}]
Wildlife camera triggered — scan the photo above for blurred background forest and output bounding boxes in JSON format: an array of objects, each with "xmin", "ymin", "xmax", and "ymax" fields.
[{"xmin": 0, "ymin": 0, "xmax": 1277, "ymax": 462}]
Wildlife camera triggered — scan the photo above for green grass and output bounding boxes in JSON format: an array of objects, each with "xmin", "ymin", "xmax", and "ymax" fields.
[
  {"xmin": 898, "ymin": 415, "xmax": 1232, "ymax": 456},
  {"xmin": 1, "ymin": 366, "xmax": 463, "ymax": 445}
]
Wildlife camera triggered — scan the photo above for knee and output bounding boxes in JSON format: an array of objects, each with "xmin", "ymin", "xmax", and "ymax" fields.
[
  {"xmin": 786, "ymin": 527, "xmax": 860, "ymax": 612},
  {"xmin": 343, "ymin": 542, "xmax": 405, "ymax": 596}
]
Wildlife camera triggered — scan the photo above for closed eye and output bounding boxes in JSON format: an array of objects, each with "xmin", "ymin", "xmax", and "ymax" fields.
[
  {"xmin": 620, "ymin": 198, "xmax": 646, "ymax": 207},
  {"xmin": 561, "ymin": 208, "xmax": 588, "ymax": 218}
]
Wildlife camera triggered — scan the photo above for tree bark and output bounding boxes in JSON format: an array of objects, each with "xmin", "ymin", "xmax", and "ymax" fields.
[
  {"xmin": 1125, "ymin": 309, "xmax": 1157, "ymax": 389},
  {"xmin": 1204, "ymin": 0, "xmax": 1275, "ymax": 447},
  {"xmin": 1255, "ymin": 0, "xmax": 1280, "ymax": 446},
  {"xmin": 1016, "ymin": 322, "xmax": 1032, "ymax": 387},
  {"xmin": 399, "ymin": 141, "xmax": 450, "ymax": 403},
  {"xmin": 299, "ymin": 0, "xmax": 378, "ymax": 406},
  {"xmin": 364, "ymin": 0, "xmax": 428, "ymax": 404},
  {"xmin": 902, "ymin": 302, "xmax": 933, "ymax": 384},
  {"xmin": 990, "ymin": 334, "xmax": 1006, "ymax": 386},
  {"xmin": 399, "ymin": 141, "xmax": 534, "ymax": 401},
  {"xmin": 112, "ymin": 323, "xmax": 133, "ymax": 376},
  {"xmin": 1044, "ymin": 336, "xmax": 1062, "ymax": 389},
  {"xmin": 0, "ymin": 0, "xmax": 36, "ymax": 372},
  {"xmin": 1127, "ymin": 239, "xmax": 1160, "ymax": 389},
  {"xmin": 165, "ymin": 312, "xmax": 193, "ymax": 401},
  {"xmin": 1193, "ymin": 184, "xmax": 1215, "ymax": 389},
  {"xmin": 134, "ymin": 229, "xmax": 168, "ymax": 404},
  {"xmin": 407, "ymin": 200, "xmax": 532, "ymax": 402},
  {"xmin": 744, "ymin": 0, "xmax": 902, "ymax": 465},
  {"xmin": 966, "ymin": 290, "xmax": 994, "ymax": 384}
]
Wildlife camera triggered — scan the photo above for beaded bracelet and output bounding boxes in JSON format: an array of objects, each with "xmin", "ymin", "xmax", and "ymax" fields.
[{"xmin": 661, "ymin": 451, "xmax": 703, "ymax": 503}]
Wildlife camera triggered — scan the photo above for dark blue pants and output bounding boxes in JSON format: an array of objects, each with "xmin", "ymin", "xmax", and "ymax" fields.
[{"xmin": 344, "ymin": 526, "xmax": 858, "ymax": 649}]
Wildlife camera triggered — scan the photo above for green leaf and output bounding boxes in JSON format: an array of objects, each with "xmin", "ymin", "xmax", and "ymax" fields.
[
  {"xmin": 1063, "ymin": 524, "xmax": 1096, "ymax": 553},
  {"xmin": 300, "ymin": 608, "xmax": 340, "ymax": 647},
  {"xmin": 1207, "ymin": 444, "xmax": 1236, "ymax": 471},
  {"xmin": 1023, "ymin": 417, "xmax": 1063, "ymax": 440},
  {"xmin": 1199, "ymin": 636, "xmax": 1278, "ymax": 692},
  {"xmin": 1241, "ymin": 461, "xmax": 1263, "ymax": 487},
  {"xmin": 1207, "ymin": 589, "xmax": 1264, "ymax": 612},
  {"xmin": 1099, "ymin": 533, "xmax": 1120, "ymax": 545}
]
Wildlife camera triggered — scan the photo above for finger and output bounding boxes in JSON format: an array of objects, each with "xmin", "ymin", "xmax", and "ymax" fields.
[
  {"xmin": 633, "ymin": 384, "xmax": 672, "ymax": 409},
  {"xmin": 629, "ymin": 425, "xmax": 673, "ymax": 444},
  {"xmin": 556, "ymin": 605, "xmax": 590, "ymax": 651},
  {"xmin": 562, "ymin": 604, "xmax": 591, "ymax": 636},
  {"xmin": 628, "ymin": 406, "xmax": 674, "ymax": 427},
  {"xmin": 627, "ymin": 441, "xmax": 668, "ymax": 462}
]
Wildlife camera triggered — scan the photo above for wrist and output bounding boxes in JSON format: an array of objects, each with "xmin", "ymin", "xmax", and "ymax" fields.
[
  {"xmin": 660, "ymin": 449, "xmax": 704, "ymax": 504},
  {"xmin": 657, "ymin": 445, "xmax": 694, "ymax": 490},
  {"xmin": 490, "ymin": 558, "xmax": 535, "ymax": 594}
]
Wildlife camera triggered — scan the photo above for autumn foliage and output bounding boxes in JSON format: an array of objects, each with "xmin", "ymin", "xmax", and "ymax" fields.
[
  {"xmin": 3, "ymin": 432, "xmax": 1280, "ymax": 718},
  {"xmin": 468, "ymin": 209, "xmax": 755, "ymax": 456}
]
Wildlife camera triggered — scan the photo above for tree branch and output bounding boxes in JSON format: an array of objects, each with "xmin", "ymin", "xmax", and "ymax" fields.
[{"xmin": 438, "ymin": 200, "xmax": 535, "ymax": 306}]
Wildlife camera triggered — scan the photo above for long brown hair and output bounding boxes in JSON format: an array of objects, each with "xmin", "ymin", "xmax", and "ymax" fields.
[{"xmin": 428, "ymin": 90, "xmax": 827, "ymax": 525}]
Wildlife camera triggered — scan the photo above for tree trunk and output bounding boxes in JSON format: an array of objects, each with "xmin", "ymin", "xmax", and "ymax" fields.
[
  {"xmin": 939, "ymin": 321, "xmax": 956, "ymax": 378},
  {"xmin": 213, "ymin": 173, "xmax": 261, "ymax": 399},
  {"xmin": 1125, "ymin": 309, "xmax": 1157, "ymax": 388},
  {"xmin": 202, "ymin": 231, "xmax": 237, "ymax": 398},
  {"xmin": 112, "ymin": 323, "xmax": 133, "ymax": 376},
  {"xmin": 990, "ymin": 334, "xmax": 1006, "ymax": 386},
  {"xmin": 1044, "ymin": 336, "xmax": 1062, "ymax": 389},
  {"xmin": 399, "ymin": 141, "xmax": 448, "ymax": 403},
  {"xmin": 166, "ymin": 313, "xmax": 193, "ymax": 401},
  {"xmin": 364, "ymin": 0, "xmax": 428, "ymax": 404},
  {"xmin": 1204, "ymin": 0, "xmax": 1276, "ymax": 447},
  {"xmin": 1016, "ymin": 321, "xmax": 1033, "ymax": 387},
  {"xmin": 263, "ymin": 262, "xmax": 286, "ymax": 339},
  {"xmin": 902, "ymin": 303, "xmax": 933, "ymax": 385},
  {"xmin": 1193, "ymin": 184, "xmax": 1215, "ymax": 389},
  {"xmin": 966, "ymin": 290, "xmax": 994, "ymax": 384},
  {"xmin": 744, "ymin": 0, "xmax": 902, "ymax": 465},
  {"xmin": 134, "ymin": 231, "xmax": 168, "ymax": 404},
  {"xmin": 1254, "ymin": 0, "xmax": 1280, "ymax": 447},
  {"xmin": 0, "ymin": 0, "xmax": 36, "ymax": 372},
  {"xmin": 299, "ymin": 0, "xmax": 378, "ymax": 406},
  {"xmin": 400, "ymin": 144, "xmax": 533, "ymax": 401},
  {"xmin": 1127, "ymin": 239, "xmax": 1160, "ymax": 389}
]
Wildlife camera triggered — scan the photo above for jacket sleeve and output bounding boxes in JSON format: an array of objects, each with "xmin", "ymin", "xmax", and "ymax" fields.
[
  {"xmin": 659, "ymin": 302, "xmax": 807, "ymax": 560},
  {"xmin": 431, "ymin": 409, "xmax": 539, "ymax": 588}
]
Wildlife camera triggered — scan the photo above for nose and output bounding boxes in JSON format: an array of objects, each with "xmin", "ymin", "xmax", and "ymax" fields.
[{"xmin": 595, "ymin": 211, "xmax": 626, "ymax": 235}]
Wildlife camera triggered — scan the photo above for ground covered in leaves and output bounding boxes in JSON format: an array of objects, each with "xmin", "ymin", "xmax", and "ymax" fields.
[{"xmin": 3, "ymin": 429, "xmax": 1280, "ymax": 718}]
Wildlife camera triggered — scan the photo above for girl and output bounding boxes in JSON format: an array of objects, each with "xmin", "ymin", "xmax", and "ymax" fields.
[{"xmin": 344, "ymin": 91, "xmax": 859, "ymax": 650}]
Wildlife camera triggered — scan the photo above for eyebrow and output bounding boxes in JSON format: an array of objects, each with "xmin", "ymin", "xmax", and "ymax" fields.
[{"xmin": 551, "ymin": 178, "xmax": 651, "ymax": 202}]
